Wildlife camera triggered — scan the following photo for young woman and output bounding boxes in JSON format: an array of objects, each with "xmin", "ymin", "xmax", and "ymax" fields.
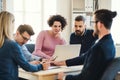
[{"xmin": 33, "ymin": 15, "xmax": 67, "ymax": 59}]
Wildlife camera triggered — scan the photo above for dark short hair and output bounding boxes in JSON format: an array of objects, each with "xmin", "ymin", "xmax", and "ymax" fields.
[
  {"xmin": 94, "ymin": 9, "xmax": 117, "ymax": 29},
  {"xmin": 17, "ymin": 24, "xmax": 34, "ymax": 35},
  {"xmin": 75, "ymin": 15, "xmax": 85, "ymax": 23},
  {"xmin": 47, "ymin": 15, "xmax": 67, "ymax": 31}
]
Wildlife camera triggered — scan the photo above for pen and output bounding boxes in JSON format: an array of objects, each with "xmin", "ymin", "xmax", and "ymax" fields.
[{"xmin": 52, "ymin": 56, "xmax": 58, "ymax": 61}]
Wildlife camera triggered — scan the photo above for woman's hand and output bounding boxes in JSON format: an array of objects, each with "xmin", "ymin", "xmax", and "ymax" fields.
[{"xmin": 29, "ymin": 61, "xmax": 41, "ymax": 65}]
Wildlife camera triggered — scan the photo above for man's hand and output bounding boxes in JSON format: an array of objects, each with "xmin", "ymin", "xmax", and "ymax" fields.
[{"xmin": 50, "ymin": 61, "xmax": 66, "ymax": 66}]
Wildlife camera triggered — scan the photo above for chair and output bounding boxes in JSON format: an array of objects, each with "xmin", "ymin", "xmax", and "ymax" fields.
[
  {"xmin": 25, "ymin": 44, "xmax": 35, "ymax": 53},
  {"xmin": 101, "ymin": 57, "xmax": 120, "ymax": 80}
]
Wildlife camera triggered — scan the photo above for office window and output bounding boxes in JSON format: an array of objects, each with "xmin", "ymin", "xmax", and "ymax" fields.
[
  {"xmin": 0, "ymin": 0, "xmax": 3, "ymax": 11},
  {"xmin": 43, "ymin": 0, "xmax": 56, "ymax": 30},
  {"xmin": 13, "ymin": 0, "xmax": 56, "ymax": 43},
  {"xmin": 111, "ymin": 0, "xmax": 120, "ymax": 44}
]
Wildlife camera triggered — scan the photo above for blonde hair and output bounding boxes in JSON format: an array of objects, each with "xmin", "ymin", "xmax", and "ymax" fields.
[{"xmin": 0, "ymin": 11, "xmax": 14, "ymax": 47}]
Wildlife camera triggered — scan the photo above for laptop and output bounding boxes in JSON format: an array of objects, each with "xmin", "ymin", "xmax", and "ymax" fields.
[{"xmin": 52, "ymin": 45, "xmax": 81, "ymax": 61}]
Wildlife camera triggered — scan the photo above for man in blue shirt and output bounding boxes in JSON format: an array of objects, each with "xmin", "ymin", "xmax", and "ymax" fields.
[
  {"xmin": 14, "ymin": 24, "xmax": 42, "ymax": 62},
  {"xmin": 51, "ymin": 9, "xmax": 117, "ymax": 80},
  {"xmin": 70, "ymin": 15, "xmax": 97, "ymax": 56}
]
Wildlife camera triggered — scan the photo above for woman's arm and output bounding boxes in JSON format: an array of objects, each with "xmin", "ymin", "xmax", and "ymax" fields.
[{"xmin": 33, "ymin": 31, "xmax": 51, "ymax": 59}]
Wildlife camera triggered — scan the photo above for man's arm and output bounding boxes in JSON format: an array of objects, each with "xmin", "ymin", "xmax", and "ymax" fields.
[
  {"xmin": 66, "ymin": 53, "xmax": 86, "ymax": 66},
  {"xmin": 22, "ymin": 45, "xmax": 41, "ymax": 61},
  {"xmin": 51, "ymin": 52, "xmax": 86, "ymax": 66}
]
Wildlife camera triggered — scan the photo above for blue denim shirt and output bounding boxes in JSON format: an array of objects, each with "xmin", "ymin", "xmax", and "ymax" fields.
[{"xmin": 0, "ymin": 39, "xmax": 43, "ymax": 80}]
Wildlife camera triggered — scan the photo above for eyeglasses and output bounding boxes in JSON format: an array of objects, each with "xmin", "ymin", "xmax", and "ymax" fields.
[{"xmin": 20, "ymin": 34, "xmax": 30, "ymax": 41}]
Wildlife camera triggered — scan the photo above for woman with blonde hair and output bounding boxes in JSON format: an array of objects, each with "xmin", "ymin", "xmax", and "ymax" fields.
[{"xmin": 0, "ymin": 11, "xmax": 49, "ymax": 80}]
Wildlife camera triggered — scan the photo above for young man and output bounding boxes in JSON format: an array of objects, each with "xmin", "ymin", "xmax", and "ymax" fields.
[
  {"xmin": 14, "ymin": 24, "xmax": 41, "ymax": 62},
  {"xmin": 70, "ymin": 15, "xmax": 97, "ymax": 56},
  {"xmin": 52, "ymin": 9, "xmax": 117, "ymax": 80}
]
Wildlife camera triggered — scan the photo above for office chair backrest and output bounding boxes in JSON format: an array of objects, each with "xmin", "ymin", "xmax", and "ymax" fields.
[
  {"xmin": 100, "ymin": 57, "xmax": 120, "ymax": 80},
  {"xmin": 25, "ymin": 44, "xmax": 35, "ymax": 53}
]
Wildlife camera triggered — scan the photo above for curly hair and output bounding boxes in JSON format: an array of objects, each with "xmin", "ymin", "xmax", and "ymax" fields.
[{"xmin": 47, "ymin": 15, "xmax": 67, "ymax": 31}]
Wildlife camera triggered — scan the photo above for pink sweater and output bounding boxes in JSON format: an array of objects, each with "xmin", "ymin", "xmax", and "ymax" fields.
[{"xmin": 32, "ymin": 30, "xmax": 66, "ymax": 59}]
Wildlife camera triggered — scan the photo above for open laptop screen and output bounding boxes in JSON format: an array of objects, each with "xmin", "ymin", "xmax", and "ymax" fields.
[{"xmin": 52, "ymin": 45, "xmax": 81, "ymax": 61}]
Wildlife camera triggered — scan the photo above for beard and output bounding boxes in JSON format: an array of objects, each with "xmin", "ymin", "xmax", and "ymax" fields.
[{"xmin": 75, "ymin": 30, "xmax": 83, "ymax": 36}]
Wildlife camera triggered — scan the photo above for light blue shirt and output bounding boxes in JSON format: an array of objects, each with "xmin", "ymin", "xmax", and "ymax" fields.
[
  {"xmin": 0, "ymin": 39, "xmax": 43, "ymax": 80},
  {"xmin": 21, "ymin": 45, "xmax": 41, "ymax": 62}
]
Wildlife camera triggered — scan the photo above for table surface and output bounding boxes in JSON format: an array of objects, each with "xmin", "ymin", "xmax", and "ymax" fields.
[
  {"xmin": 19, "ymin": 65, "xmax": 83, "ymax": 80},
  {"xmin": 19, "ymin": 65, "xmax": 83, "ymax": 75}
]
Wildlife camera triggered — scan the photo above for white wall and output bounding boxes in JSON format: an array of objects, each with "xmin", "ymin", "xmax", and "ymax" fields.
[
  {"xmin": 115, "ymin": 45, "xmax": 120, "ymax": 57},
  {"xmin": 5, "ymin": 0, "xmax": 14, "ymax": 13},
  {"xmin": 56, "ymin": 0, "xmax": 71, "ymax": 44},
  {"xmin": 111, "ymin": 0, "xmax": 120, "ymax": 44},
  {"xmin": 5, "ymin": 0, "xmax": 114, "ymax": 44},
  {"xmin": 98, "ymin": 0, "xmax": 111, "ymax": 9},
  {"xmin": 5, "ymin": 0, "xmax": 71, "ymax": 44}
]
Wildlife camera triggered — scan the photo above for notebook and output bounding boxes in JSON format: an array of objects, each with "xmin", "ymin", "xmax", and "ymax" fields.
[{"xmin": 52, "ymin": 45, "xmax": 81, "ymax": 61}]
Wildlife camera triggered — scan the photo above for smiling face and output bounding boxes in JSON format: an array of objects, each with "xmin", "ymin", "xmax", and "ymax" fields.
[
  {"xmin": 74, "ymin": 21, "xmax": 86, "ymax": 36},
  {"xmin": 51, "ymin": 21, "xmax": 62, "ymax": 35}
]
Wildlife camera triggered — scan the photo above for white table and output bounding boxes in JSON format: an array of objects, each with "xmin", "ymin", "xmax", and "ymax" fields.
[
  {"xmin": 19, "ymin": 65, "xmax": 83, "ymax": 80},
  {"xmin": 115, "ymin": 72, "xmax": 120, "ymax": 80}
]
